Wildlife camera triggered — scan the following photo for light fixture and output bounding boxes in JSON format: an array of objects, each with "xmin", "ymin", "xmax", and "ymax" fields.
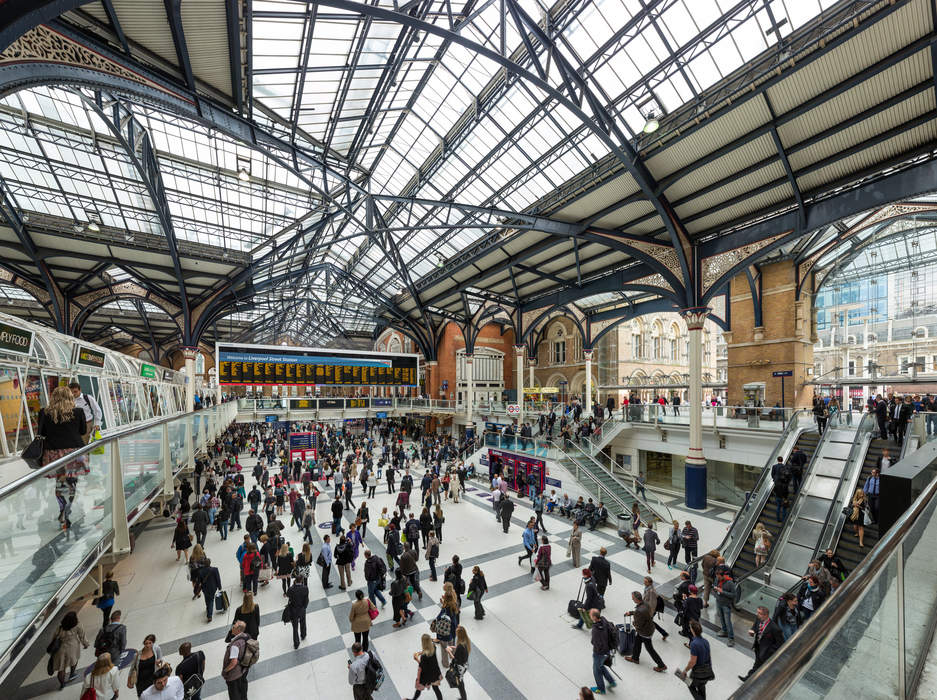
[
  {"xmin": 73, "ymin": 222, "xmax": 84, "ymax": 233},
  {"xmin": 436, "ymin": 252, "xmax": 445, "ymax": 268},
  {"xmin": 237, "ymin": 167, "xmax": 250, "ymax": 182},
  {"xmin": 236, "ymin": 154, "xmax": 251, "ymax": 182},
  {"xmin": 642, "ymin": 110, "xmax": 660, "ymax": 134},
  {"xmin": 87, "ymin": 221, "xmax": 100, "ymax": 232},
  {"xmin": 21, "ymin": 213, "xmax": 29, "ymax": 223}
]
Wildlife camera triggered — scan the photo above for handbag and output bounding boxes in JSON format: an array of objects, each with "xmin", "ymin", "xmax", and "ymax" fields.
[
  {"xmin": 316, "ymin": 553, "xmax": 326, "ymax": 567},
  {"xmin": 22, "ymin": 436, "xmax": 45, "ymax": 469},
  {"xmin": 46, "ymin": 634, "xmax": 61, "ymax": 656},
  {"xmin": 368, "ymin": 604, "xmax": 379, "ymax": 620},
  {"xmin": 663, "ymin": 540, "xmax": 671, "ymax": 551},
  {"xmin": 90, "ymin": 429, "xmax": 106, "ymax": 455},
  {"xmin": 691, "ymin": 663, "xmax": 715, "ymax": 682},
  {"xmin": 183, "ymin": 674, "xmax": 204, "ymax": 699}
]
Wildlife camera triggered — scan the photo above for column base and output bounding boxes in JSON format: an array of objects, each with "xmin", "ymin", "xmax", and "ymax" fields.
[{"xmin": 685, "ymin": 457, "xmax": 707, "ymax": 511}]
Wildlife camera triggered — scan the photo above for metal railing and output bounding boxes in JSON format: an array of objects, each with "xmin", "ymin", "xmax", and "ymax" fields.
[
  {"xmin": 732, "ymin": 444, "xmax": 937, "ymax": 699},
  {"xmin": 0, "ymin": 401, "xmax": 236, "ymax": 683},
  {"xmin": 624, "ymin": 403, "xmax": 793, "ymax": 430}
]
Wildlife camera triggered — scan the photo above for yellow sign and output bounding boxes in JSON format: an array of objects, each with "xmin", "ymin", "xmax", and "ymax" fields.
[{"xmin": 525, "ymin": 387, "xmax": 558, "ymax": 394}]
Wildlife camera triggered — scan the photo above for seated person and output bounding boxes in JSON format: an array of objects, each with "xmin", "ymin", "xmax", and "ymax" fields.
[
  {"xmin": 559, "ymin": 494, "xmax": 573, "ymax": 518},
  {"xmin": 589, "ymin": 501, "xmax": 609, "ymax": 530},
  {"xmin": 546, "ymin": 490, "xmax": 558, "ymax": 513},
  {"xmin": 583, "ymin": 498, "xmax": 597, "ymax": 520}
]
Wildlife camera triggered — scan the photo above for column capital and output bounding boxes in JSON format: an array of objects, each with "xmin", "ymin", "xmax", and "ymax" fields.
[
  {"xmin": 181, "ymin": 346, "xmax": 199, "ymax": 360},
  {"xmin": 426, "ymin": 359, "xmax": 439, "ymax": 366},
  {"xmin": 463, "ymin": 356, "xmax": 473, "ymax": 363},
  {"xmin": 513, "ymin": 344, "xmax": 526, "ymax": 355},
  {"xmin": 583, "ymin": 348, "xmax": 594, "ymax": 359},
  {"xmin": 679, "ymin": 307, "xmax": 711, "ymax": 331}
]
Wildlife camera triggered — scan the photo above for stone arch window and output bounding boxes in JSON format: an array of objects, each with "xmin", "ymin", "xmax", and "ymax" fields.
[
  {"xmin": 552, "ymin": 325, "xmax": 567, "ymax": 364},
  {"xmin": 631, "ymin": 319, "xmax": 645, "ymax": 360},
  {"xmin": 914, "ymin": 326, "xmax": 928, "ymax": 339},
  {"xmin": 195, "ymin": 352, "xmax": 205, "ymax": 375},
  {"xmin": 389, "ymin": 336, "xmax": 402, "ymax": 353},
  {"xmin": 652, "ymin": 320, "xmax": 663, "ymax": 359},
  {"xmin": 669, "ymin": 323, "xmax": 680, "ymax": 361}
]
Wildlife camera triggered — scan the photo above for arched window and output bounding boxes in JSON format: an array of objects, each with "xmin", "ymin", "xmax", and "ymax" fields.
[
  {"xmin": 552, "ymin": 326, "xmax": 566, "ymax": 364},
  {"xmin": 631, "ymin": 320, "xmax": 644, "ymax": 359},
  {"xmin": 195, "ymin": 352, "xmax": 205, "ymax": 375},
  {"xmin": 652, "ymin": 320, "xmax": 663, "ymax": 359},
  {"xmin": 389, "ymin": 337, "xmax": 401, "ymax": 353}
]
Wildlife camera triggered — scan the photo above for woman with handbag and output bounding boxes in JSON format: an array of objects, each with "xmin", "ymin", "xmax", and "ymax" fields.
[
  {"xmin": 446, "ymin": 625, "xmax": 471, "ymax": 700},
  {"xmin": 349, "ymin": 589, "xmax": 375, "ymax": 651},
  {"xmin": 128, "ymin": 634, "xmax": 162, "ymax": 697},
  {"xmin": 82, "ymin": 652, "xmax": 120, "ymax": 699},
  {"xmin": 467, "ymin": 566, "xmax": 488, "ymax": 620},
  {"xmin": 35, "ymin": 386, "xmax": 88, "ymax": 479},
  {"xmin": 294, "ymin": 542, "xmax": 313, "ymax": 585},
  {"xmin": 276, "ymin": 542, "xmax": 294, "ymax": 595},
  {"xmin": 404, "ymin": 634, "xmax": 443, "ymax": 700},
  {"xmin": 850, "ymin": 488, "xmax": 867, "ymax": 548},
  {"xmin": 752, "ymin": 523, "xmax": 772, "ymax": 568},
  {"xmin": 534, "ymin": 535, "xmax": 552, "ymax": 590},
  {"xmin": 50, "ymin": 611, "xmax": 89, "ymax": 689},
  {"xmin": 666, "ymin": 519, "xmax": 682, "ymax": 569},
  {"xmin": 232, "ymin": 592, "xmax": 260, "ymax": 640},
  {"xmin": 391, "ymin": 568, "xmax": 412, "ymax": 628},
  {"xmin": 435, "ymin": 586, "xmax": 460, "ymax": 667},
  {"xmin": 172, "ymin": 520, "xmax": 192, "ymax": 563}
]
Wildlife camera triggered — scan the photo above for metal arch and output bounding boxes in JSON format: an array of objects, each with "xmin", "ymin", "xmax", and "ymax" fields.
[
  {"xmin": 745, "ymin": 265, "xmax": 763, "ymax": 328},
  {"xmin": 225, "ymin": 0, "xmax": 244, "ymax": 113},
  {"xmin": 372, "ymin": 320, "xmax": 433, "ymax": 361},
  {"xmin": 70, "ymin": 289, "xmax": 182, "ymax": 338},
  {"xmin": 471, "ymin": 303, "xmax": 517, "ymax": 342},
  {"xmin": 306, "ymin": 0, "xmax": 693, "ymax": 295},
  {"xmin": 73, "ymin": 90, "xmax": 192, "ymax": 340},
  {"xmin": 162, "ymin": 0, "xmax": 196, "ymax": 95},
  {"xmin": 133, "ymin": 297, "xmax": 162, "ymax": 362},
  {"xmin": 588, "ymin": 298, "xmax": 679, "ymax": 348},
  {"xmin": 524, "ymin": 304, "xmax": 588, "ymax": 351},
  {"xmin": 699, "ymin": 228, "xmax": 803, "ymax": 305}
]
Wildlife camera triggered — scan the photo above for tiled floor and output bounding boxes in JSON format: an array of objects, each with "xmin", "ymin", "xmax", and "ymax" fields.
[{"xmin": 19, "ymin": 455, "xmax": 753, "ymax": 699}]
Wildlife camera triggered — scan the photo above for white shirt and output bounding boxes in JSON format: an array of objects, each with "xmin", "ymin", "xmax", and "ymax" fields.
[
  {"xmin": 74, "ymin": 392, "xmax": 103, "ymax": 427},
  {"xmin": 140, "ymin": 675, "xmax": 184, "ymax": 700},
  {"xmin": 81, "ymin": 667, "xmax": 120, "ymax": 695}
]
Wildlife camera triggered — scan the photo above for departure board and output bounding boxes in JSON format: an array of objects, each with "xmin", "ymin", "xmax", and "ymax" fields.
[{"xmin": 216, "ymin": 343, "xmax": 419, "ymax": 387}]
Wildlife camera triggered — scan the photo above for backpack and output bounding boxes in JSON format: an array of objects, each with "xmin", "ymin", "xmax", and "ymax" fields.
[
  {"xmin": 249, "ymin": 555, "xmax": 261, "ymax": 574},
  {"xmin": 655, "ymin": 594, "xmax": 665, "ymax": 617},
  {"xmin": 239, "ymin": 638, "xmax": 260, "ymax": 668},
  {"xmin": 603, "ymin": 619, "xmax": 616, "ymax": 652},
  {"xmin": 364, "ymin": 653, "xmax": 384, "ymax": 691},
  {"xmin": 432, "ymin": 611, "xmax": 452, "ymax": 638},
  {"xmin": 94, "ymin": 625, "xmax": 117, "ymax": 656}
]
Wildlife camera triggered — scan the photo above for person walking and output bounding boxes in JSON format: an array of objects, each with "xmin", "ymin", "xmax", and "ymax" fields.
[
  {"xmin": 172, "ymin": 520, "xmax": 193, "ymax": 563},
  {"xmin": 82, "ymin": 652, "xmax": 121, "ymax": 699},
  {"xmin": 666, "ymin": 519, "xmax": 681, "ymax": 569},
  {"xmin": 192, "ymin": 505, "xmax": 210, "ymax": 547},
  {"xmin": 534, "ymin": 535, "xmax": 552, "ymax": 590},
  {"xmin": 348, "ymin": 642, "xmax": 373, "ymax": 700},
  {"xmin": 714, "ymin": 570, "xmax": 736, "ymax": 647},
  {"xmin": 50, "ymin": 611, "xmax": 89, "ymax": 690},
  {"xmin": 586, "ymin": 608, "xmax": 617, "ymax": 695},
  {"xmin": 642, "ymin": 524, "xmax": 660, "ymax": 574},
  {"xmin": 446, "ymin": 626, "xmax": 471, "ymax": 700},
  {"xmin": 588, "ymin": 548, "xmax": 612, "ymax": 596},
  {"xmin": 96, "ymin": 570, "xmax": 120, "ymax": 629},
  {"xmin": 738, "ymin": 605, "xmax": 784, "ymax": 681},
  {"xmin": 404, "ymin": 634, "xmax": 443, "ymax": 700},
  {"xmin": 400, "ymin": 543, "xmax": 423, "ymax": 601},
  {"xmin": 197, "ymin": 558, "xmax": 222, "ymax": 622},
  {"xmin": 624, "ymin": 591, "xmax": 667, "ymax": 672},
  {"xmin": 285, "ymin": 577, "xmax": 309, "ymax": 649},
  {"xmin": 567, "ymin": 521, "xmax": 582, "ymax": 567},
  {"xmin": 426, "ymin": 530, "xmax": 440, "ymax": 581},
  {"xmin": 468, "ymin": 566, "xmax": 488, "ymax": 620},
  {"xmin": 37, "ymin": 386, "xmax": 87, "ymax": 479},
  {"xmin": 349, "ymin": 589, "xmax": 376, "ymax": 651},
  {"xmin": 94, "ymin": 609, "xmax": 127, "ymax": 666},
  {"xmin": 518, "ymin": 520, "xmax": 537, "ymax": 572},
  {"xmin": 573, "ymin": 569, "xmax": 604, "ymax": 630},
  {"xmin": 221, "ymin": 621, "xmax": 250, "ymax": 700},
  {"xmin": 335, "ymin": 535, "xmax": 354, "ymax": 590},
  {"xmin": 175, "ymin": 642, "xmax": 206, "ymax": 700},
  {"xmin": 363, "ymin": 550, "xmax": 388, "ymax": 608},
  {"xmin": 391, "ymin": 568, "xmax": 413, "ymax": 628},
  {"xmin": 129, "ymin": 634, "xmax": 163, "ymax": 698},
  {"xmin": 275, "ymin": 542, "xmax": 294, "ymax": 595},
  {"xmin": 499, "ymin": 494, "xmax": 514, "ymax": 533},
  {"xmin": 232, "ymin": 592, "xmax": 260, "ymax": 640},
  {"xmin": 677, "ymin": 621, "xmax": 713, "ymax": 700}
]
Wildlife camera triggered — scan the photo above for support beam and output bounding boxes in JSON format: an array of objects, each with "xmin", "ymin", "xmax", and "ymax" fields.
[{"xmin": 163, "ymin": 0, "xmax": 197, "ymax": 94}]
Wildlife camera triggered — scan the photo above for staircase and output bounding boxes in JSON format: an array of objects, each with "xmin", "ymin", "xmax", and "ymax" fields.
[
  {"xmin": 551, "ymin": 440, "xmax": 672, "ymax": 526},
  {"xmin": 831, "ymin": 437, "xmax": 888, "ymax": 575},
  {"xmin": 732, "ymin": 431, "xmax": 820, "ymax": 579},
  {"xmin": 579, "ymin": 419, "xmax": 629, "ymax": 456}
]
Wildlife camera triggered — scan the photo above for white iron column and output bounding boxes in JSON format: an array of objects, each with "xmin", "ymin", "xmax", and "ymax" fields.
[
  {"xmin": 464, "ymin": 355, "xmax": 474, "ymax": 426},
  {"xmin": 682, "ymin": 308, "xmax": 710, "ymax": 510},
  {"xmin": 584, "ymin": 348, "xmax": 594, "ymax": 417},
  {"xmin": 182, "ymin": 347, "xmax": 197, "ymax": 413},
  {"xmin": 515, "ymin": 345, "xmax": 525, "ymax": 428}
]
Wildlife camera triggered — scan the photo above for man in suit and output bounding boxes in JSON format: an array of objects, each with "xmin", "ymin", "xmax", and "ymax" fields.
[
  {"xmin": 198, "ymin": 559, "xmax": 223, "ymax": 622},
  {"xmin": 738, "ymin": 605, "xmax": 785, "ymax": 681},
  {"xmin": 874, "ymin": 395, "xmax": 888, "ymax": 440},
  {"xmin": 894, "ymin": 396, "xmax": 914, "ymax": 446},
  {"xmin": 285, "ymin": 578, "xmax": 309, "ymax": 649},
  {"xmin": 788, "ymin": 446, "xmax": 808, "ymax": 493},
  {"xmin": 863, "ymin": 468, "xmax": 881, "ymax": 523},
  {"xmin": 589, "ymin": 547, "xmax": 613, "ymax": 595}
]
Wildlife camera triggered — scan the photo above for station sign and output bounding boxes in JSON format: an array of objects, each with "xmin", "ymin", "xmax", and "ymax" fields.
[
  {"xmin": 772, "ymin": 370, "xmax": 793, "ymax": 377},
  {"xmin": 74, "ymin": 345, "xmax": 106, "ymax": 369},
  {"xmin": 140, "ymin": 363, "xmax": 157, "ymax": 379},
  {"xmin": 506, "ymin": 404, "xmax": 520, "ymax": 415},
  {"xmin": 0, "ymin": 320, "xmax": 33, "ymax": 355}
]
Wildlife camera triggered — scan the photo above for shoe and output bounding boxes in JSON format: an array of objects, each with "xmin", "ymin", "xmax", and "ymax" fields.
[
  {"xmin": 739, "ymin": 675, "xmax": 750, "ymax": 682},
  {"xmin": 684, "ymin": 643, "xmax": 690, "ymax": 649},
  {"xmin": 653, "ymin": 666, "xmax": 667, "ymax": 673},
  {"xmin": 728, "ymin": 639, "xmax": 735, "ymax": 647},
  {"xmin": 662, "ymin": 634, "xmax": 669, "ymax": 641},
  {"xmin": 589, "ymin": 688, "xmax": 606, "ymax": 695},
  {"xmin": 324, "ymin": 584, "xmax": 334, "ymax": 589},
  {"xmin": 339, "ymin": 586, "xmax": 346, "ymax": 590},
  {"xmin": 717, "ymin": 631, "xmax": 727, "ymax": 637},
  {"xmin": 608, "ymin": 680, "xmax": 617, "ymax": 688},
  {"xmin": 667, "ymin": 564, "xmax": 672, "ymax": 570},
  {"xmin": 624, "ymin": 656, "xmax": 638, "ymax": 664}
]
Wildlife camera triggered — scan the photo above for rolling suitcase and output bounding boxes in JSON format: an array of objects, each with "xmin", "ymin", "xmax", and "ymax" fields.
[
  {"xmin": 568, "ymin": 579, "xmax": 584, "ymax": 619},
  {"xmin": 616, "ymin": 622, "xmax": 636, "ymax": 656}
]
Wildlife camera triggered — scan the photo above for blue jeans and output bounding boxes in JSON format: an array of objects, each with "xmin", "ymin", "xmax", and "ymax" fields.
[
  {"xmin": 778, "ymin": 621, "xmax": 796, "ymax": 640},
  {"xmin": 776, "ymin": 494, "xmax": 787, "ymax": 522},
  {"xmin": 717, "ymin": 602, "xmax": 734, "ymax": 640},
  {"xmin": 208, "ymin": 508, "xmax": 217, "ymax": 525},
  {"xmin": 592, "ymin": 652, "xmax": 614, "ymax": 692},
  {"xmin": 229, "ymin": 510, "xmax": 241, "ymax": 529},
  {"xmin": 219, "ymin": 520, "xmax": 228, "ymax": 540},
  {"xmin": 367, "ymin": 580, "xmax": 387, "ymax": 606},
  {"xmin": 927, "ymin": 413, "xmax": 937, "ymax": 436}
]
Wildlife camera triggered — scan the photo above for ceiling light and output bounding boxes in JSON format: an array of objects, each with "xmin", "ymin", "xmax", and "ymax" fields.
[
  {"xmin": 436, "ymin": 252, "xmax": 445, "ymax": 268},
  {"xmin": 642, "ymin": 111, "xmax": 659, "ymax": 134},
  {"xmin": 87, "ymin": 221, "xmax": 100, "ymax": 232},
  {"xmin": 73, "ymin": 223, "xmax": 84, "ymax": 233},
  {"xmin": 21, "ymin": 213, "xmax": 29, "ymax": 223},
  {"xmin": 237, "ymin": 167, "xmax": 250, "ymax": 182}
]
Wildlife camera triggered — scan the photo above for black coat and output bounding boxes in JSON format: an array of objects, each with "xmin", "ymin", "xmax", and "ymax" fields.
[
  {"xmin": 752, "ymin": 619, "xmax": 784, "ymax": 662},
  {"xmin": 589, "ymin": 556, "xmax": 612, "ymax": 587}
]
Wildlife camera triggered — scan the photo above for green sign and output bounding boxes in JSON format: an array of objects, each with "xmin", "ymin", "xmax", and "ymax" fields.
[
  {"xmin": 140, "ymin": 363, "xmax": 157, "ymax": 379},
  {"xmin": 75, "ymin": 345, "xmax": 106, "ymax": 369},
  {"xmin": 0, "ymin": 320, "xmax": 33, "ymax": 355}
]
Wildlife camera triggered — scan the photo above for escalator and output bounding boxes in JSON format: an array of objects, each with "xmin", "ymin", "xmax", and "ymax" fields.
[
  {"xmin": 830, "ymin": 437, "xmax": 888, "ymax": 576},
  {"xmin": 731, "ymin": 430, "xmax": 820, "ymax": 579},
  {"xmin": 550, "ymin": 439, "xmax": 672, "ymax": 526},
  {"xmin": 736, "ymin": 413, "xmax": 875, "ymax": 613}
]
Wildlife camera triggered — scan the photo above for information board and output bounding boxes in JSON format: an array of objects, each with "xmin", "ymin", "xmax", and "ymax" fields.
[
  {"xmin": 217, "ymin": 342, "xmax": 419, "ymax": 387},
  {"xmin": 74, "ymin": 345, "xmax": 106, "ymax": 369}
]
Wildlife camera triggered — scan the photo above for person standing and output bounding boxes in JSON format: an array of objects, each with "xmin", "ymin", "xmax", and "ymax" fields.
[
  {"xmin": 68, "ymin": 382, "xmax": 102, "ymax": 444},
  {"xmin": 533, "ymin": 491, "xmax": 548, "ymax": 533},
  {"xmin": 468, "ymin": 566, "xmax": 488, "ymax": 620},
  {"xmin": 863, "ymin": 469, "xmax": 881, "ymax": 524},
  {"xmin": 335, "ymin": 535, "xmax": 354, "ymax": 590},
  {"xmin": 677, "ymin": 621, "xmax": 713, "ymax": 700},
  {"xmin": 534, "ymin": 535, "xmax": 552, "ymax": 590},
  {"xmin": 285, "ymin": 577, "xmax": 309, "ymax": 649},
  {"xmin": 319, "ymin": 534, "xmax": 334, "ymax": 589},
  {"xmin": 587, "ymin": 608, "xmax": 617, "ymax": 695},
  {"xmin": 499, "ymin": 494, "xmax": 514, "ymax": 533},
  {"xmin": 624, "ymin": 591, "xmax": 667, "ymax": 672},
  {"xmin": 714, "ymin": 570, "xmax": 736, "ymax": 647},
  {"xmin": 426, "ymin": 530, "xmax": 440, "ymax": 581},
  {"xmin": 567, "ymin": 521, "xmax": 582, "ymax": 568},
  {"xmin": 666, "ymin": 519, "xmax": 682, "ymax": 569},
  {"xmin": 573, "ymin": 570, "xmax": 604, "ymax": 630},
  {"xmin": 738, "ymin": 605, "xmax": 784, "ymax": 681},
  {"xmin": 129, "ymin": 634, "xmax": 163, "ymax": 698},
  {"xmin": 222, "ymin": 621, "xmax": 250, "ymax": 700},
  {"xmin": 642, "ymin": 524, "xmax": 660, "ymax": 574},
  {"xmin": 349, "ymin": 589, "xmax": 375, "ymax": 651},
  {"xmin": 363, "ymin": 550, "xmax": 388, "ymax": 608},
  {"xmin": 588, "ymin": 548, "xmax": 612, "ymax": 596},
  {"xmin": 680, "ymin": 521, "xmax": 699, "ymax": 565}
]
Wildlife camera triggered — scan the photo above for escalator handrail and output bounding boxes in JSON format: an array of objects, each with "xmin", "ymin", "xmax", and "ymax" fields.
[
  {"xmin": 734, "ymin": 411, "xmax": 848, "ymax": 587},
  {"xmin": 553, "ymin": 439, "xmax": 672, "ymax": 525},
  {"xmin": 810, "ymin": 412, "xmax": 876, "ymax": 563},
  {"xmin": 688, "ymin": 409, "xmax": 808, "ymax": 573},
  {"xmin": 731, "ymin": 456, "xmax": 937, "ymax": 698},
  {"xmin": 0, "ymin": 406, "xmax": 231, "ymax": 500}
]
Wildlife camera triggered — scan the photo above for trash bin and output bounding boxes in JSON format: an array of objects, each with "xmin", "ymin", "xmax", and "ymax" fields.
[
  {"xmin": 747, "ymin": 411, "xmax": 760, "ymax": 428},
  {"xmin": 617, "ymin": 513, "xmax": 629, "ymax": 538}
]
